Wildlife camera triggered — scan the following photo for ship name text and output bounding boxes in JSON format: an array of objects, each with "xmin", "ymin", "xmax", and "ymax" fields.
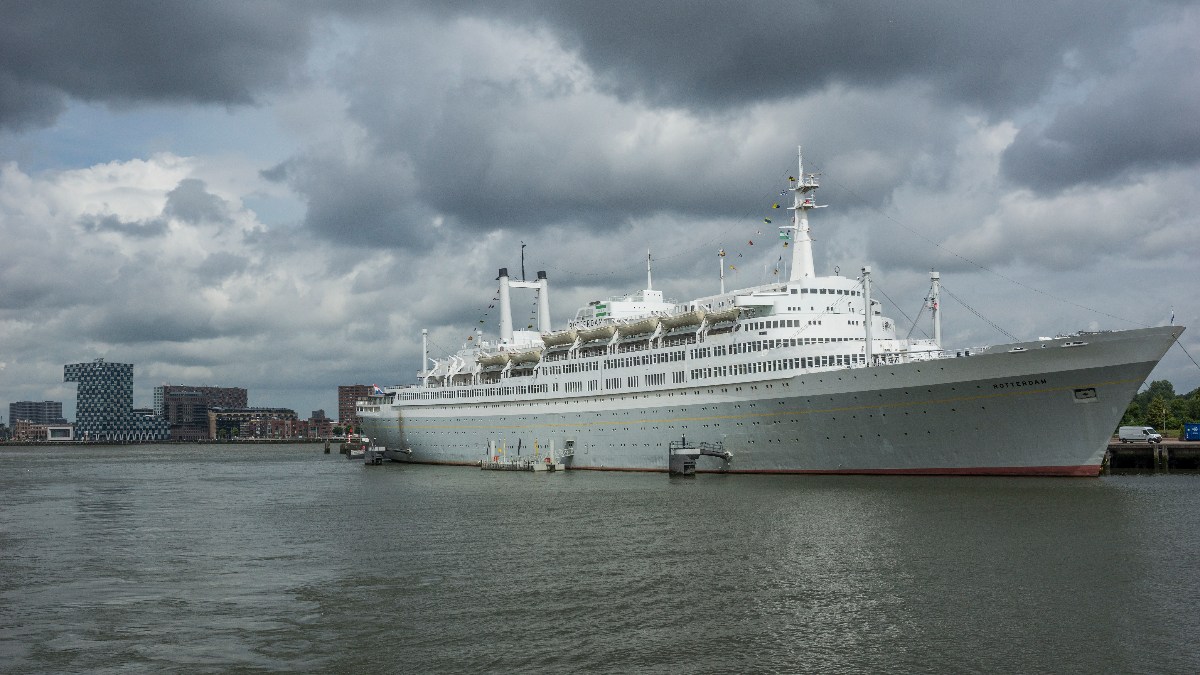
[{"xmin": 992, "ymin": 378, "xmax": 1048, "ymax": 390}]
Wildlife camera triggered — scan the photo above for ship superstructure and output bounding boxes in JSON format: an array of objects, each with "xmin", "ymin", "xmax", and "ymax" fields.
[{"xmin": 357, "ymin": 148, "xmax": 1182, "ymax": 476}]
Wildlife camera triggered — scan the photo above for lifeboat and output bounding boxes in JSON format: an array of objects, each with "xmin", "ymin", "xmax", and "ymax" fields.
[
  {"xmin": 510, "ymin": 349, "xmax": 543, "ymax": 364},
  {"xmin": 541, "ymin": 329, "xmax": 578, "ymax": 347},
  {"xmin": 577, "ymin": 324, "xmax": 616, "ymax": 342},
  {"xmin": 660, "ymin": 309, "xmax": 705, "ymax": 329},
  {"xmin": 617, "ymin": 317, "xmax": 660, "ymax": 337},
  {"xmin": 705, "ymin": 307, "xmax": 741, "ymax": 324},
  {"xmin": 478, "ymin": 352, "xmax": 510, "ymax": 367}
]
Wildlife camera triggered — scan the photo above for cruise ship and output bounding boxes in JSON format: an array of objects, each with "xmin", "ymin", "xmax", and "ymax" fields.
[{"xmin": 357, "ymin": 148, "xmax": 1182, "ymax": 476}]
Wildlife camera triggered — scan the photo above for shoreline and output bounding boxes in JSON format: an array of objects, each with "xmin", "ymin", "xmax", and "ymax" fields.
[{"xmin": 0, "ymin": 438, "xmax": 330, "ymax": 447}]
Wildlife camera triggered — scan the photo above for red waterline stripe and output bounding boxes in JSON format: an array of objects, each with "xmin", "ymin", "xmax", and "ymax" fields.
[
  {"xmin": 711, "ymin": 465, "xmax": 1101, "ymax": 477},
  {"xmin": 575, "ymin": 465, "xmax": 1101, "ymax": 477}
]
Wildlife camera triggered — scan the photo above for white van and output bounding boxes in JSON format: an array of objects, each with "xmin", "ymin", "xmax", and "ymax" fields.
[{"xmin": 1118, "ymin": 426, "xmax": 1163, "ymax": 443}]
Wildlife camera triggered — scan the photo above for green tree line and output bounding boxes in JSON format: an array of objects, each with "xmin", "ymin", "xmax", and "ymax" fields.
[{"xmin": 1120, "ymin": 380, "xmax": 1200, "ymax": 432}]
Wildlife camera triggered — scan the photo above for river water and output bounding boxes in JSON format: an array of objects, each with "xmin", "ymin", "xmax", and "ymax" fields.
[{"xmin": 1, "ymin": 444, "xmax": 1198, "ymax": 673}]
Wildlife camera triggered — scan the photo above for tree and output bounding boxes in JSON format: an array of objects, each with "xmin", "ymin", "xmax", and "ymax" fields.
[
  {"xmin": 1146, "ymin": 395, "xmax": 1172, "ymax": 431},
  {"xmin": 1185, "ymin": 391, "xmax": 1200, "ymax": 423},
  {"xmin": 1170, "ymin": 397, "xmax": 1189, "ymax": 426},
  {"xmin": 1121, "ymin": 401, "xmax": 1143, "ymax": 426},
  {"xmin": 1138, "ymin": 380, "xmax": 1176, "ymax": 408}
]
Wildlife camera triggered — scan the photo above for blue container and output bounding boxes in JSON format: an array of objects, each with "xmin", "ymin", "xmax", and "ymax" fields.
[{"xmin": 1185, "ymin": 423, "xmax": 1200, "ymax": 441}]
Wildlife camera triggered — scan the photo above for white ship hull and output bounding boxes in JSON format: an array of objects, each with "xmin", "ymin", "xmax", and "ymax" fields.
[
  {"xmin": 360, "ymin": 326, "xmax": 1181, "ymax": 476},
  {"xmin": 358, "ymin": 147, "xmax": 1181, "ymax": 476}
]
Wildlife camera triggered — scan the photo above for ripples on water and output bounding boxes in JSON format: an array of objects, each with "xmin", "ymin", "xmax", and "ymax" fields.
[{"xmin": 1, "ymin": 445, "xmax": 1198, "ymax": 673}]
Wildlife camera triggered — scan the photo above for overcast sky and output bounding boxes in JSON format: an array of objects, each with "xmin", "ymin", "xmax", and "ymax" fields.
[{"xmin": 2, "ymin": 0, "xmax": 1198, "ymax": 421}]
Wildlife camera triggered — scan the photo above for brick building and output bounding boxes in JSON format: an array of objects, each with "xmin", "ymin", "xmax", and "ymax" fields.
[
  {"xmin": 154, "ymin": 385, "xmax": 248, "ymax": 441},
  {"xmin": 338, "ymin": 384, "xmax": 373, "ymax": 428},
  {"xmin": 208, "ymin": 407, "xmax": 298, "ymax": 440}
]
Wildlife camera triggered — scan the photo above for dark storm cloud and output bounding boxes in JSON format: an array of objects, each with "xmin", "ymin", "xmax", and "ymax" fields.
[
  {"xmin": 1002, "ymin": 8, "xmax": 1200, "ymax": 191},
  {"xmin": 80, "ymin": 214, "xmax": 168, "ymax": 238},
  {"xmin": 467, "ymin": 0, "xmax": 1138, "ymax": 113},
  {"xmin": 81, "ymin": 308, "xmax": 220, "ymax": 344},
  {"xmin": 0, "ymin": 275, "xmax": 58, "ymax": 310},
  {"xmin": 264, "ymin": 153, "xmax": 442, "ymax": 249},
  {"xmin": 0, "ymin": 72, "xmax": 64, "ymax": 130},
  {"xmin": 0, "ymin": 0, "xmax": 313, "ymax": 129},
  {"xmin": 164, "ymin": 179, "xmax": 231, "ymax": 224},
  {"xmin": 277, "ymin": 0, "xmax": 1187, "ymax": 252}
]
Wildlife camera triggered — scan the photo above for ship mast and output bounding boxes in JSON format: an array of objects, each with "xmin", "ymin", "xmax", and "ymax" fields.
[
  {"xmin": 786, "ymin": 146, "xmax": 823, "ymax": 281},
  {"xmin": 930, "ymin": 271, "xmax": 942, "ymax": 349},
  {"xmin": 718, "ymin": 249, "xmax": 726, "ymax": 294}
]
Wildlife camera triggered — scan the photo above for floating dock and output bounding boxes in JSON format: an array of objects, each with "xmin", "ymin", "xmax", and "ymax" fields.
[{"xmin": 480, "ymin": 457, "xmax": 565, "ymax": 472}]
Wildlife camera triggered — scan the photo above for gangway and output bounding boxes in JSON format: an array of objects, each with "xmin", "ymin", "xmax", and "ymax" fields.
[{"xmin": 667, "ymin": 437, "xmax": 732, "ymax": 475}]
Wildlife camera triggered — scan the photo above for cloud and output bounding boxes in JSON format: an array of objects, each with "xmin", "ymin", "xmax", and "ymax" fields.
[
  {"xmin": 452, "ymin": 1, "xmax": 1139, "ymax": 114},
  {"xmin": 0, "ymin": 0, "xmax": 313, "ymax": 129},
  {"xmin": 163, "ymin": 178, "xmax": 232, "ymax": 224},
  {"xmin": 1001, "ymin": 5, "xmax": 1200, "ymax": 191},
  {"xmin": 80, "ymin": 214, "xmax": 168, "ymax": 238},
  {"xmin": 274, "ymin": 17, "xmax": 957, "ymax": 254}
]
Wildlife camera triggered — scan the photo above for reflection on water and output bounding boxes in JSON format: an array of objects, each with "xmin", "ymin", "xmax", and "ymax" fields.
[{"xmin": 1, "ymin": 445, "xmax": 1198, "ymax": 673}]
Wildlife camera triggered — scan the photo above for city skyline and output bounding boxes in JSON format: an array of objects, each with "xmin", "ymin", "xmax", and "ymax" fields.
[
  {"xmin": 4, "ymin": 368, "xmax": 353, "ymax": 425},
  {"xmin": 1, "ymin": 2, "xmax": 1198, "ymax": 416}
]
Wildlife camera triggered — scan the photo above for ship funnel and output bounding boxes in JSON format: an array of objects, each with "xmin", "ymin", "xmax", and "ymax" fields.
[
  {"xmin": 536, "ymin": 271, "xmax": 550, "ymax": 333},
  {"xmin": 497, "ymin": 267, "xmax": 549, "ymax": 342},
  {"xmin": 498, "ymin": 268, "xmax": 513, "ymax": 343}
]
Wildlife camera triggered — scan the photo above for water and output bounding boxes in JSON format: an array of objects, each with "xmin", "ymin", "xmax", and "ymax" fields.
[{"xmin": 2, "ymin": 445, "xmax": 1198, "ymax": 674}]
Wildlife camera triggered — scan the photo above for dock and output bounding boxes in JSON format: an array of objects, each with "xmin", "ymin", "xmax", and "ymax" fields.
[{"xmin": 1104, "ymin": 441, "xmax": 1200, "ymax": 472}]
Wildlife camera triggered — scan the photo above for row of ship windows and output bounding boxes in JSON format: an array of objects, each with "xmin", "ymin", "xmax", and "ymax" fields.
[
  {"xmin": 385, "ymin": 383, "xmax": 781, "ymax": 409},
  {"xmin": 397, "ymin": 384, "xmax": 552, "ymax": 401},
  {"xmin": 602, "ymin": 351, "xmax": 686, "ymax": 369},
  {"xmin": 542, "ymin": 361, "xmax": 601, "ymax": 375},
  {"xmin": 743, "ymin": 317, "xmax": 870, "ymax": 329},
  {"xmin": 792, "ymin": 288, "xmax": 862, "ymax": 296},
  {"xmin": 603, "ymin": 372, "xmax": 684, "ymax": 390},
  {"xmin": 396, "ymin": 351, "xmax": 858, "ymax": 403},
  {"xmin": 693, "ymin": 337, "xmax": 859, "ymax": 359},
  {"xmin": 691, "ymin": 354, "xmax": 863, "ymax": 379}
]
